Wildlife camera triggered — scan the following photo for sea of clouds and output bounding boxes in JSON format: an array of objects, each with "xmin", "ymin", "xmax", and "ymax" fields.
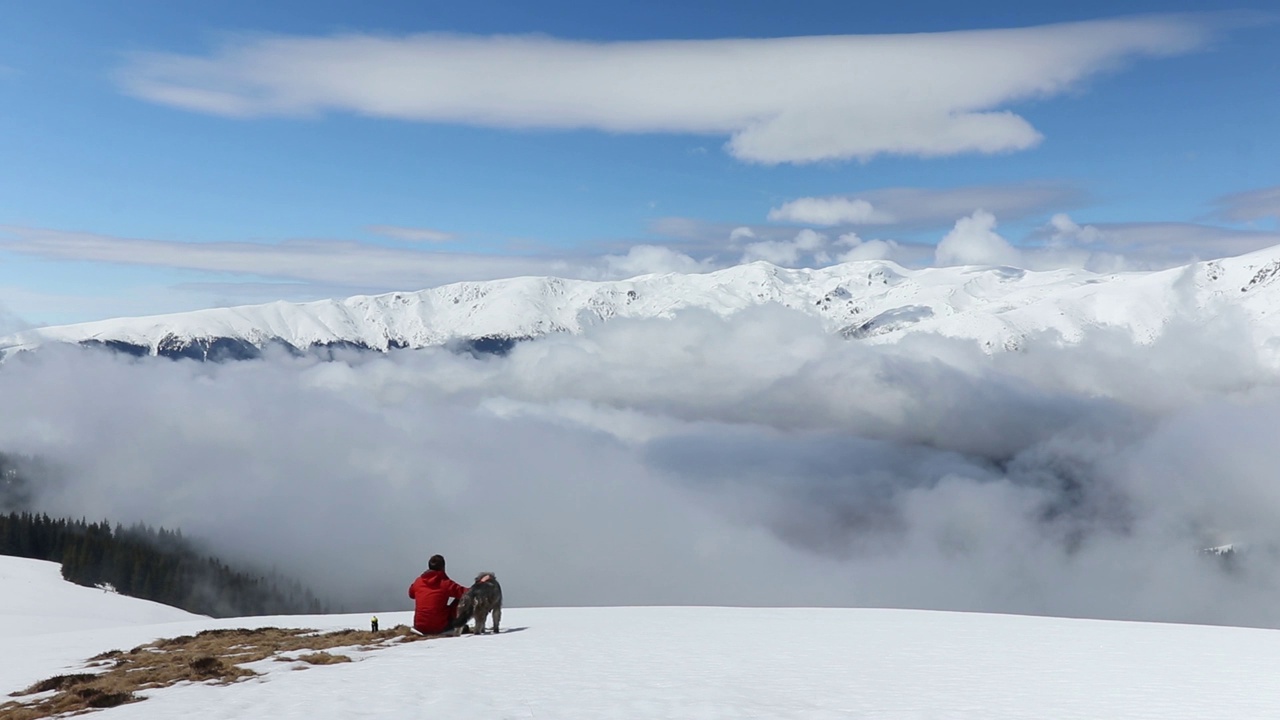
[{"xmin": 2, "ymin": 302, "xmax": 1279, "ymax": 627}]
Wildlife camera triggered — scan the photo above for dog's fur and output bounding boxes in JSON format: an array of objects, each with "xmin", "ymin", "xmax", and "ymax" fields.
[{"xmin": 448, "ymin": 572, "xmax": 502, "ymax": 635}]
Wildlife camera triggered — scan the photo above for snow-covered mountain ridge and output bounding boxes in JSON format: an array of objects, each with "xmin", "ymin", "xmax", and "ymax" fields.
[{"xmin": 7, "ymin": 246, "xmax": 1280, "ymax": 360}]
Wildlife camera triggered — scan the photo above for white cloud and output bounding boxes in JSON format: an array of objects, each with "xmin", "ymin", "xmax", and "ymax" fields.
[
  {"xmin": 794, "ymin": 228, "xmax": 826, "ymax": 251},
  {"xmin": 835, "ymin": 233, "xmax": 901, "ymax": 263},
  {"xmin": 603, "ymin": 244, "xmax": 708, "ymax": 277},
  {"xmin": 647, "ymin": 182, "xmax": 1083, "ymax": 267},
  {"xmin": 117, "ymin": 16, "xmax": 1220, "ymax": 163},
  {"xmin": 742, "ymin": 229, "xmax": 829, "ymax": 266},
  {"xmin": 935, "ymin": 210, "xmax": 1021, "ymax": 267},
  {"xmin": 741, "ymin": 240, "xmax": 802, "ymax": 266},
  {"xmin": 1045, "ymin": 213, "xmax": 1102, "ymax": 246},
  {"xmin": 367, "ymin": 224, "xmax": 457, "ymax": 243},
  {"xmin": 768, "ymin": 197, "xmax": 893, "ymax": 226}
]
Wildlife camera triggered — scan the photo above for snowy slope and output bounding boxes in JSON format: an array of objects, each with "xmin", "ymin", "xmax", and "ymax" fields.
[
  {"xmin": 6, "ymin": 555, "xmax": 1280, "ymax": 719},
  {"xmin": 0, "ymin": 556, "xmax": 201, "ymax": 638},
  {"xmin": 0, "ymin": 557, "xmax": 204, "ymax": 702},
  {"xmin": 7, "ymin": 245, "xmax": 1280, "ymax": 359}
]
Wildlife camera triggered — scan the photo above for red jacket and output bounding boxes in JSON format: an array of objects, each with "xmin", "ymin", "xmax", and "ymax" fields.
[{"xmin": 408, "ymin": 569, "xmax": 469, "ymax": 634}]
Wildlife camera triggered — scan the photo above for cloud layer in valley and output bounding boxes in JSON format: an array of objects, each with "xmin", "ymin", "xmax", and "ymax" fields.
[
  {"xmin": 3, "ymin": 302, "xmax": 1280, "ymax": 628},
  {"xmin": 117, "ymin": 15, "xmax": 1220, "ymax": 163}
]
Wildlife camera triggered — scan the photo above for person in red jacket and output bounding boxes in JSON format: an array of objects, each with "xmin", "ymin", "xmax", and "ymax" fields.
[{"xmin": 408, "ymin": 554, "xmax": 469, "ymax": 635}]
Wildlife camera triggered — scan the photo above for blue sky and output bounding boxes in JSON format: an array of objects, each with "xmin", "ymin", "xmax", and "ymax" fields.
[{"xmin": 0, "ymin": 1, "xmax": 1277, "ymax": 326}]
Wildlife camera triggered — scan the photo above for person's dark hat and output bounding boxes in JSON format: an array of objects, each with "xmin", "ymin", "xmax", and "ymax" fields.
[{"xmin": 428, "ymin": 554, "xmax": 445, "ymax": 571}]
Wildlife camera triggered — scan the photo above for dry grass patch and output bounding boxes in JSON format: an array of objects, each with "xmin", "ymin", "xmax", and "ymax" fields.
[
  {"xmin": 1, "ymin": 625, "xmax": 424, "ymax": 719},
  {"xmin": 289, "ymin": 652, "xmax": 353, "ymax": 666}
]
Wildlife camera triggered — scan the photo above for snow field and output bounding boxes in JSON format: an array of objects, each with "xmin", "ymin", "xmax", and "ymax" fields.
[{"xmin": 6, "ymin": 558, "xmax": 1280, "ymax": 719}]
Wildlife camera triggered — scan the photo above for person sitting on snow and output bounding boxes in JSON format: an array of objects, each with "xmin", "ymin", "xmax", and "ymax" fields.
[{"xmin": 408, "ymin": 554, "xmax": 469, "ymax": 635}]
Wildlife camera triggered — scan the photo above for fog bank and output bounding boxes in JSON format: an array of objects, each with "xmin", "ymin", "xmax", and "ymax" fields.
[{"xmin": 2, "ymin": 304, "xmax": 1278, "ymax": 626}]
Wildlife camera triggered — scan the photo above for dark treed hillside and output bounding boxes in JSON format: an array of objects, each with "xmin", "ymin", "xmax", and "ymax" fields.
[{"xmin": 1, "ymin": 511, "xmax": 329, "ymax": 618}]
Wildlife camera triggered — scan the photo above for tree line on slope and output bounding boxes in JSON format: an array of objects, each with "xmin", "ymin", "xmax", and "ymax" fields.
[
  {"xmin": 1, "ymin": 451, "xmax": 330, "ymax": 618},
  {"xmin": 1, "ymin": 511, "xmax": 329, "ymax": 617}
]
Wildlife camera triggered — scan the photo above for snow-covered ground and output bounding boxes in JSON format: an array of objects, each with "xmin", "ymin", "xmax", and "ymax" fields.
[{"xmin": 6, "ymin": 556, "xmax": 1280, "ymax": 718}]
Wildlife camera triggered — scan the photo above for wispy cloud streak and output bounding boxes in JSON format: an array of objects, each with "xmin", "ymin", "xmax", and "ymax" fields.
[
  {"xmin": 367, "ymin": 225, "xmax": 458, "ymax": 243},
  {"xmin": 1214, "ymin": 186, "xmax": 1280, "ymax": 223}
]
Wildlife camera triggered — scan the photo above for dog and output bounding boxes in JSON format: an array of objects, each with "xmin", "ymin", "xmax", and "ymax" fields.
[{"xmin": 447, "ymin": 572, "xmax": 502, "ymax": 635}]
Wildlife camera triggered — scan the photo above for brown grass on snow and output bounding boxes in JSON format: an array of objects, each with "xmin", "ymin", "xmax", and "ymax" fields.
[
  {"xmin": 286, "ymin": 652, "xmax": 352, "ymax": 666},
  {"xmin": 0, "ymin": 625, "xmax": 425, "ymax": 720}
]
